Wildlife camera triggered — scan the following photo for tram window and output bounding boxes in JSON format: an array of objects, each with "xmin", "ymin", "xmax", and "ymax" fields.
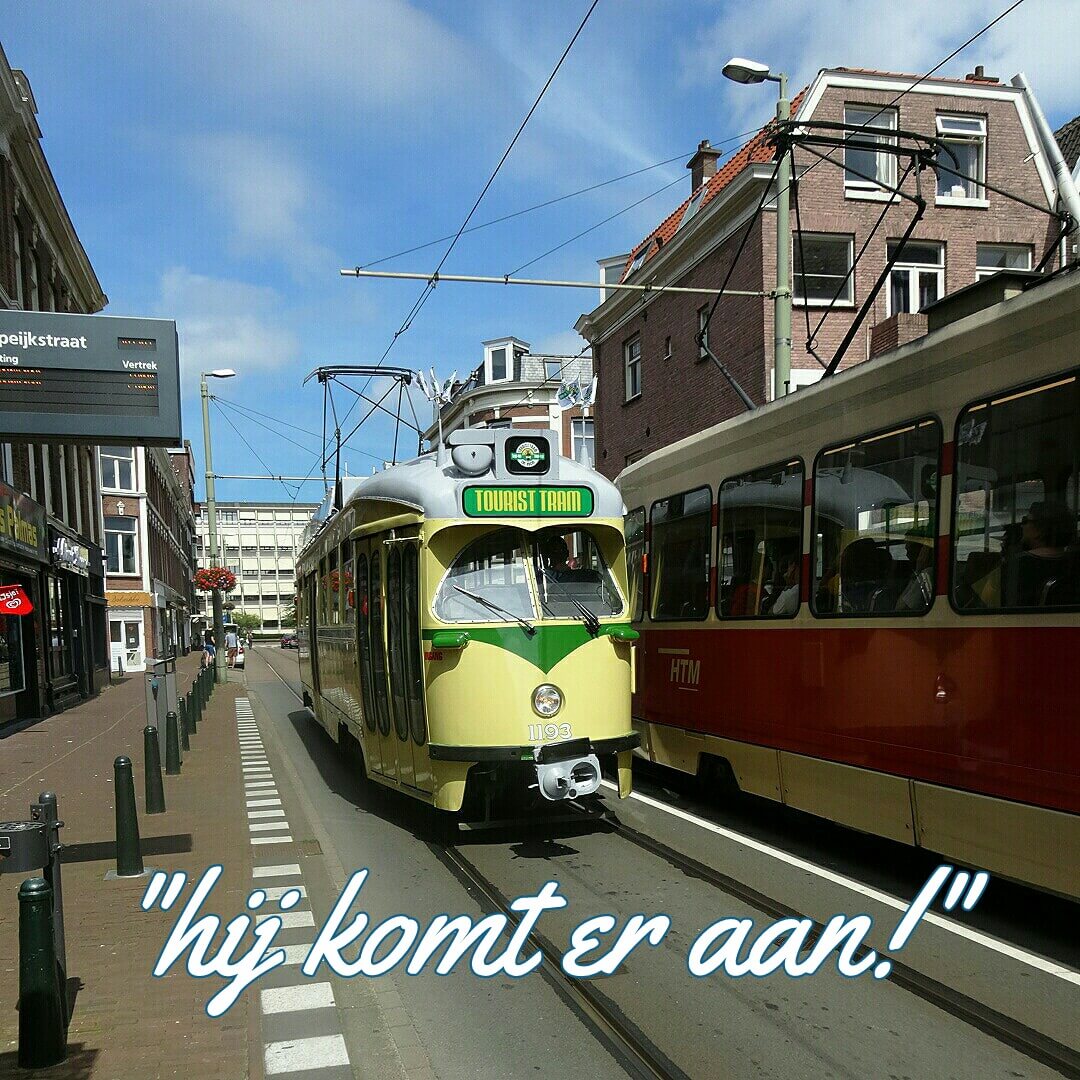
[
  {"xmin": 355, "ymin": 553, "xmax": 376, "ymax": 731},
  {"xmin": 318, "ymin": 557, "xmax": 328, "ymax": 623},
  {"xmin": 386, "ymin": 546, "xmax": 409, "ymax": 741},
  {"xmin": 402, "ymin": 544, "xmax": 427, "ymax": 745},
  {"xmin": 625, "ymin": 508, "xmax": 646, "ymax": 623},
  {"xmin": 328, "ymin": 548, "xmax": 340, "ymax": 626},
  {"xmin": 369, "ymin": 553, "xmax": 391, "ymax": 737},
  {"xmin": 813, "ymin": 419, "xmax": 941, "ymax": 616},
  {"xmin": 434, "ymin": 528, "xmax": 537, "ymax": 624},
  {"xmin": 650, "ymin": 487, "xmax": 712, "ymax": 621},
  {"xmin": 342, "ymin": 551, "xmax": 355, "ymax": 625},
  {"xmin": 718, "ymin": 459, "xmax": 804, "ymax": 618},
  {"xmin": 953, "ymin": 374, "xmax": 1080, "ymax": 612},
  {"xmin": 532, "ymin": 527, "xmax": 624, "ymax": 618}
]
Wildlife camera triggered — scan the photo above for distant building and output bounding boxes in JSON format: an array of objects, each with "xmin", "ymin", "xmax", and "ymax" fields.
[
  {"xmin": 194, "ymin": 502, "xmax": 318, "ymax": 635},
  {"xmin": 0, "ymin": 44, "xmax": 110, "ymax": 722},
  {"xmin": 421, "ymin": 335, "xmax": 595, "ymax": 464},
  {"xmin": 100, "ymin": 445, "xmax": 197, "ymax": 671},
  {"xmin": 576, "ymin": 65, "xmax": 1073, "ymax": 478},
  {"xmin": 1054, "ymin": 114, "xmax": 1080, "ymax": 180}
]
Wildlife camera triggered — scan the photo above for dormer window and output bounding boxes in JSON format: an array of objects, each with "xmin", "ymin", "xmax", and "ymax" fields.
[
  {"xmin": 677, "ymin": 186, "xmax": 708, "ymax": 231},
  {"xmin": 490, "ymin": 346, "xmax": 507, "ymax": 381},
  {"xmin": 626, "ymin": 239, "xmax": 657, "ymax": 278},
  {"xmin": 483, "ymin": 337, "xmax": 528, "ymax": 384}
]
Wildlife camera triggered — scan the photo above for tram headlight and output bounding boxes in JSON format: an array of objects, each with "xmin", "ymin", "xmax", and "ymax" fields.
[{"xmin": 532, "ymin": 683, "xmax": 563, "ymax": 718}]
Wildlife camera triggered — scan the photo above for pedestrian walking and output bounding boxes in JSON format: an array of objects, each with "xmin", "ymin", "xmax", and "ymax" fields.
[
  {"xmin": 225, "ymin": 627, "xmax": 239, "ymax": 668},
  {"xmin": 202, "ymin": 631, "xmax": 216, "ymax": 669}
]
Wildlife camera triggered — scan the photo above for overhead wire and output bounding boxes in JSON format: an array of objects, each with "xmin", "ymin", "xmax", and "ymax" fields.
[{"xmin": 211, "ymin": 399, "xmax": 302, "ymax": 500}]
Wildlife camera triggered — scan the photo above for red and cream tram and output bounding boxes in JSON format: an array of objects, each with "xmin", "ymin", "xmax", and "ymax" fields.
[{"xmin": 618, "ymin": 269, "xmax": 1080, "ymax": 898}]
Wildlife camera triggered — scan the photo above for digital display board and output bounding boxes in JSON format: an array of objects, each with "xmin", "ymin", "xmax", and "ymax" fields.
[{"xmin": 0, "ymin": 310, "xmax": 180, "ymax": 445}]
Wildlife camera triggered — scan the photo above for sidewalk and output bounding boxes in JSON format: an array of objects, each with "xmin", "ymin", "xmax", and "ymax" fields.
[{"xmin": 0, "ymin": 658, "xmax": 257, "ymax": 1078}]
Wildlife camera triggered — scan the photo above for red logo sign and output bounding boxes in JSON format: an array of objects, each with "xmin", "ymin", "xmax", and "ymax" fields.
[{"xmin": 0, "ymin": 584, "xmax": 33, "ymax": 616}]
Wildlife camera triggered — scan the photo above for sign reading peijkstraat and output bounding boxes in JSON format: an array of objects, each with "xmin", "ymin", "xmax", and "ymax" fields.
[{"xmin": 0, "ymin": 309, "xmax": 181, "ymax": 445}]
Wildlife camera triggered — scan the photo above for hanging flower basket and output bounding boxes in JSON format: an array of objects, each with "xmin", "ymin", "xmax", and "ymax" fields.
[
  {"xmin": 194, "ymin": 566, "xmax": 237, "ymax": 592},
  {"xmin": 327, "ymin": 569, "xmax": 353, "ymax": 593}
]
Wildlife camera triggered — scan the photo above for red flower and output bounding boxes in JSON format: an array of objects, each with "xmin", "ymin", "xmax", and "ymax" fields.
[{"xmin": 194, "ymin": 566, "xmax": 237, "ymax": 592}]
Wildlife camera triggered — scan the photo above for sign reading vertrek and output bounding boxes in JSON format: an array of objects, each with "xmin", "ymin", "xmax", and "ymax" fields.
[{"xmin": 0, "ymin": 309, "xmax": 181, "ymax": 445}]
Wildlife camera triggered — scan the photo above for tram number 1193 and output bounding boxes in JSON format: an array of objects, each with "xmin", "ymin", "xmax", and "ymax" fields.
[{"xmin": 528, "ymin": 722, "xmax": 573, "ymax": 743}]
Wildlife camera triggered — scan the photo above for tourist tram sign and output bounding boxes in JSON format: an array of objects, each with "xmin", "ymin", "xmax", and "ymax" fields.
[
  {"xmin": 462, "ymin": 485, "xmax": 594, "ymax": 518},
  {"xmin": 0, "ymin": 310, "xmax": 181, "ymax": 445}
]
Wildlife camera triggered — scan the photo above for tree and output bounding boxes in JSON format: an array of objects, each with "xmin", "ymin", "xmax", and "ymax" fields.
[
  {"xmin": 279, "ymin": 603, "xmax": 297, "ymax": 628},
  {"xmin": 232, "ymin": 611, "xmax": 263, "ymax": 634}
]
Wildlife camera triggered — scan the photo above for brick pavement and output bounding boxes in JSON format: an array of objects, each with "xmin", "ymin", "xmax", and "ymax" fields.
[{"xmin": 0, "ymin": 657, "xmax": 257, "ymax": 1079}]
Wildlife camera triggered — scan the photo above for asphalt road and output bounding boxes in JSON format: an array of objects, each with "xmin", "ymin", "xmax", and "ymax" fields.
[{"xmin": 241, "ymin": 645, "xmax": 1080, "ymax": 1080}]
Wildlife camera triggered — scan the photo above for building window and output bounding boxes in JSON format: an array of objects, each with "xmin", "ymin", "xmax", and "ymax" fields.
[
  {"xmin": 12, "ymin": 219, "xmax": 24, "ymax": 306},
  {"xmin": 677, "ymin": 186, "xmax": 708, "ymax": 231},
  {"xmin": 844, "ymin": 106, "xmax": 897, "ymax": 190},
  {"xmin": 975, "ymin": 243, "xmax": 1032, "ymax": 280},
  {"xmin": 544, "ymin": 359, "xmax": 562, "ymax": 382},
  {"xmin": 571, "ymin": 418, "xmax": 594, "ymax": 465},
  {"xmin": 936, "ymin": 115, "xmax": 986, "ymax": 200},
  {"xmin": 105, "ymin": 516, "xmax": 138, "ymax": 574},
  {"xmin": 220, "ymin": 510, "xmax": 238, "ymax": 524},
  {"xmin": 627, "ymin": 244, "xmax": 649, "ymax": 277},
  {"xmin": 887, "ymin": 240, "xmax": 944, "ymax": 315},
  {"xmin": 486, "ymin": 345, "xmax": 509, "ymax": 383},
  {"xmin": 793, "ymin": 234, "xmax": 854, "ymax": 305},
  {"xmin": 103, "ymin": 444, "xmax": 131, "ymax": 498},
  {"xmin": 624, "ymin": 336, "xmax": 641, "ymax": 401},
  {"xmin": 697, "ymin": 306, "xmax": 709, "ymax": 360},
  {"xmin": 663, "ymin": 336, "xmax": 672, "ymax": 362},
  {"xmin": 27, "ymin": 251, "xmax": 39, "ymax": 310}
]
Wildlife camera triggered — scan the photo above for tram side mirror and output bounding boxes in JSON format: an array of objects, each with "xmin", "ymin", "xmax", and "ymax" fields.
[
  {"xmin": 431, "ymin": 631, "xmax": 470, "ymax": 650},
  {"xmin": 603, "ymin": 626, "xmax": 639, "ymax": 643}
]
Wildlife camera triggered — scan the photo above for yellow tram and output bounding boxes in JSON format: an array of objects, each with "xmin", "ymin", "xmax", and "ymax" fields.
[{"xmin": 296, "ymin": 427, "xmax": 639, "ymax": 823}]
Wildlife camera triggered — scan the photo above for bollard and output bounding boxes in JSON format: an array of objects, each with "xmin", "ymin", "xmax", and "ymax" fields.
[
  {"xmin": 113, "ymin": 757, "xmax": 144, "ymax": 877},
  {"xmin": 144, "ymin": 726, "xmax": 166, "ymax": 814},
  {"xmin": 30, "ymin": 791, "xmax": 68, "ymax": 1027},
  {"xmin": 179, "ymin": 697, "xmax": 191, "ymax": 752},
  {"xmin": 18, "ymin": 877, "xmax": 66, "ymax": 1068},
  {"xmin": 187, "ymin": 689, "xmax": 198, "ymax": 736},
  {"xmin": 165, "ymin": 711, "xmax": 182, "ymax": 776}
]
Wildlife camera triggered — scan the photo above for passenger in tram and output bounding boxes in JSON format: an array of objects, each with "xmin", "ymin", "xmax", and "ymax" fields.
[
  {"xmin": 539, "ymin": 534, "xmax": 572, "ymax": 579},
  {"xmin": 838, "ymin": 538, "xmax": 892, "ymax": 613},
  {"xmin": 763, "ymin": 554, "xmax": 800, "ymax": 615},
  {"xmin": 1016, "ymin": 501, "xmax": 1078, "ymax": 606},
  {"xmin": 896, "ymin": 528, "xmax": 936, "ymax": 612}
]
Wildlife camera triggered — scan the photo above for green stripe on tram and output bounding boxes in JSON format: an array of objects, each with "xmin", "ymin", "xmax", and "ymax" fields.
[{"xmin": 423, "ymin": 623, "xmax": 631, "ymax": 673}]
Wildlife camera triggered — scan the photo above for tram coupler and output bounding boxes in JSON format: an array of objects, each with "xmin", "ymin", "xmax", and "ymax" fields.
[{"xmin": 532, "ymin": 739, "xmax": 602, "ymax": 802}]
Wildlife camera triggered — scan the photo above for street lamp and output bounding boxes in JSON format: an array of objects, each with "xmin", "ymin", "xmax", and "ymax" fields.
[
  {"xmin": 200, "ymin": 368, "xmax": 236, "ymax": 683},
  {"xmin": 723, "ymin": 56, "xmax": 792, "ymax": 398}
]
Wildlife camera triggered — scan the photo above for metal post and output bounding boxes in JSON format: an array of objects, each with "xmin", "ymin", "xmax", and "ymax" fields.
[
  {"xmin": 113, "ymin": 757, "xmax": 144, "ymax": 878},
  {"xmin": 144, "ymin": 726, "xmax": 166, "ymax": 814},
  {"xmin": 774, "ymin": 71, "xmax": 792, "ymax": 399},
  {"xmin": 201, "ymin": 373, "xmax": 228, "ymax": 685},
  {"xmin": 18, "ymin": 878, "xmax": 66, "ymax": 1068},
  {"xmin": 30, "ymin": 792, "xmax": 67, "ymax": 1024},
  {"xmin": 187, "ymin": 688, "xmax": 198, "ymax": 735},
  {"xmin": 179, "ymin": 697, "xmax": 191, "ymax": 752},
  {"xmin": 165, "ymin": 711, "xmax": 182, "ymax": 776}
]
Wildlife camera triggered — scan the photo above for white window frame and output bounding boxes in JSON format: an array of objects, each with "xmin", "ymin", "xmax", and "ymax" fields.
[
  {"xmin": 935, "ymin": 114, "xmax": 987, "ymax": 205},
  {"xmin": 624, "ymin": 336, "xmax": 641, "ymax": 401},
  {"xmin": 886, "ymin": 241, "xmax": 945, "ymax": 316},
  {"xmin": 571, "ymin": 417, "xmax": 594, "ymax": 465},
  {"xmin": 792, "ymin": 233, "xmax": 855, "ymax": 306},
  {"xmin": 100, "ymin": 446, "xmax": 137, "ymax": 492},
  {"xmin": 843, "ymin": 106, "xmax": 898, "ymax": 194},
  {"xmin": 975, "ymin": 243, "xmax": 1032, "ymax": 281},
  {"xmin": 484, "ymin": 343, "xmax": 511, "ymax": 384},
  {"xmin": 105, "ymin": 516, "xmax": 139, "ymax": 575},
  {"xmin": 544, "ymin": 358, "xmax": 562, "ymax": 382}
]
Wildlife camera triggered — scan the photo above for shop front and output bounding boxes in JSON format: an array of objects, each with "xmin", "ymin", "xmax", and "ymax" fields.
[{"xmin": 0, "ymin": 481, "xmax": 48, "ymax": 726}]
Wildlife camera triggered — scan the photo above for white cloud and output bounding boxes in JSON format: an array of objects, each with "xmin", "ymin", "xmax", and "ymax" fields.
[
  {"xmin": 532, "ymin": 328, "xmax": 589, "ymax": 358},
  {"xmin": 184, "ymin": 133, "xmax": 335, "ymax": 277},
  {"xmin": 156, "ymin": 267, "xmax": 300, "ymax": 376},
  {"xmin": 681, "ymin": 0, "xmax": 1076, "ymax": 129}
]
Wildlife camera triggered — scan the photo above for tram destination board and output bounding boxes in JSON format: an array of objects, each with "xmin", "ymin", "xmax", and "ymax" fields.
[
  {"xmin": 0, "ymin": 310, "xmax": 180, "ymax": 444},
  {"xmin": 463, "ymin": 485, "xmax": 594, "ymax": 517}
]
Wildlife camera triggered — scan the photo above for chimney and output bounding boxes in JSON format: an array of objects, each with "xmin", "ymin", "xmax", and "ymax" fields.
[
  {"xmin": 686, "ymin": 139, "xmax": 721, "ymax": 193},
  {"xmin": 965, "ymin": 65, "xmax": 999, "ymax": 83}
]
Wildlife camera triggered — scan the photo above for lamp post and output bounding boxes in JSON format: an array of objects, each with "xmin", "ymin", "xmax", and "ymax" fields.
[
  {"xmin": 199, "ymin": 369, "xmax": 237, "ymax": 684},
  {"xmin": 723, "ymin": 57, "xmax": 791, "ymax": 399}
]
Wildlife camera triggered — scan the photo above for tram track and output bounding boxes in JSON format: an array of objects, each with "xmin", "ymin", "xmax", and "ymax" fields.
[{"xmin": 255, "ymin": 649, "xmax": 1080, "ymax": 1079}]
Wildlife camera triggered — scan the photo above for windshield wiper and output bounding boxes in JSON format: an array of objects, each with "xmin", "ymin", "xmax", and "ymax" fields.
[
  {"xmin": 536, "ymin": 565, "xmax": 601, "ymax": 637},
  {"xmin": 451, "ymin": 585, "xmax": 535, "ymax": 636}
]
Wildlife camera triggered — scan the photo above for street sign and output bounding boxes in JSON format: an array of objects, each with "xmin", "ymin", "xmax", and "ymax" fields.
[{"xmin": 0, "ymin": 310, "xmax": 181, "ymax": 445}]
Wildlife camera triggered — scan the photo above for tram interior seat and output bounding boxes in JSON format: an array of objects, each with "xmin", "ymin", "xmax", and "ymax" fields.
[
  {"xmin": 1014, "ymin": 549, "xmax": 1080, "ymax": 607},
  {"xmin": 839, "ymin": 538, "xmax": 898, "ymax": 613}
]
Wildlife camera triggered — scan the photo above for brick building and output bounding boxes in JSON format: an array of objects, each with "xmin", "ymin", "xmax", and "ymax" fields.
[
  {"xmin": 576, "ymin": 66, "xmax": 1073, "ymax": 478},
  {"xmin": 421, "ymin": 335, "xmax": 595, "ymax": 464},
  {"xmin": 100, "ymin": 444, "xmax": 197, "ymax": 671},
  {"xmin": 0, "ymin": 44, "xmax": 110, "ymax": 722}
]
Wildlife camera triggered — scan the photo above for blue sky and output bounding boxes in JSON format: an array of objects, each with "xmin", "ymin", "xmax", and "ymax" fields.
[{"xmin": 3, "ymin": 0, "xmax": 1074, "ymax": 502}]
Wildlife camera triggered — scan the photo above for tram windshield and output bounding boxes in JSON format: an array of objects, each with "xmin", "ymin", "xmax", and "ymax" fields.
[{"xmin": 434, "ymin": 526, "xmax": 624, "ymax": 625}]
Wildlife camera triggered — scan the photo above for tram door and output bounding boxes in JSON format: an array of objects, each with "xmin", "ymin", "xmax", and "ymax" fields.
[
  {"xmin": 385, "ymin": 541, "xmax": 418, "ymax": 792},
  {"xmin": 357, "ymin": 538, "xmax": 394, "ymax": 780},
  {"xmin": 306, "ymin": 575, "xmax": 320, "ymax": 697}
]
